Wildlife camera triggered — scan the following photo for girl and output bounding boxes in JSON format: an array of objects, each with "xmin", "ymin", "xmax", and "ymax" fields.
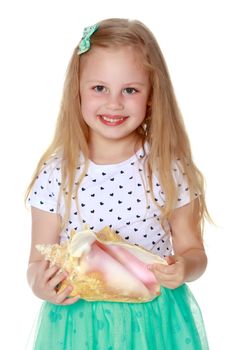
[{"xmin": 26, "ymin": 18, "xmax": 209, "ymax": 349}]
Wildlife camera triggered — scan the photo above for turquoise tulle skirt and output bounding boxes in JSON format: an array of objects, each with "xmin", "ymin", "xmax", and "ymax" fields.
[{"xmin": 31, "ymin": 284, "xmax": 208, "ymax": 350}]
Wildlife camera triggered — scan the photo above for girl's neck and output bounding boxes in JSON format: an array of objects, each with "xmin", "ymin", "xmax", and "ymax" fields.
[{"xmin": 88, "ymin": 136, "xmax": 143, "ymax": 165}]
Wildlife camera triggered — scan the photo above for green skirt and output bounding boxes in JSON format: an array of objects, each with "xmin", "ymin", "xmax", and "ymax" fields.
[{"xmin": 32, "ymin": 284, "xmax": 208, "ymax": 350}]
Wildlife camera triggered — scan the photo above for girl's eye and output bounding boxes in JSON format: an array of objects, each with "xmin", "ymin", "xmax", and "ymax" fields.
[
  {"xmin": 93, "ymin": 85, "xmax": 107, "ymax": 93},
  {"xmin": 123, "ymin": 87, "xmax": 138, "ymax": 95}
]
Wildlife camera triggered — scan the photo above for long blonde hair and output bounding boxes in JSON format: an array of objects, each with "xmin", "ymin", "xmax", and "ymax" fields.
[{"xmin": 25, "ymin": 18, "xmax": 211, "ymax": 233}]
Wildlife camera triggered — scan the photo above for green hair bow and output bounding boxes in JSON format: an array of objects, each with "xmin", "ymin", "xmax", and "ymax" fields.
[{"xmin": 77, "ymin": 24, "xmax": 99, "ymax": 55}]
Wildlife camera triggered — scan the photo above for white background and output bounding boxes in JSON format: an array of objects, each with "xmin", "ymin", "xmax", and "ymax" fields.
[{"xmin": 0, "ymin": 1, "xmax": 232, "ymax": 349}]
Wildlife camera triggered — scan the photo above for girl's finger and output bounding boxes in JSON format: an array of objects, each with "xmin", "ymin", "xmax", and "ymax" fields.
[
  {"xmin": 165, "ymin": 255, "xmax": 176, "ymax": 265},
  {"xmin": 153, "ymin": 269, "xmax": 175, "ymax": 282},
  {"xmin": 148, "ymin": 263, "xmax": 176, "ymax": 275},
  {"xmin": 47, "ymin": 271, "xmax": 68, "ymax": 290},
  {"xmin": 61, "ymin": 295, "xmax": 80, "ymax": 306},
  {"xmin": 44, "ymin": 264, "xmax": 60, "ymax": 281},
  {"xmin": 54, "ymin": 285, "xmax": 74, "ymax": 304}
]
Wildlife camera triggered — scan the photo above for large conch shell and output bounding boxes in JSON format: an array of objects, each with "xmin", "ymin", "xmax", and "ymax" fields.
[{"xmin": 36, "ymin": 226, "xmax": 167, "ymax": 303}]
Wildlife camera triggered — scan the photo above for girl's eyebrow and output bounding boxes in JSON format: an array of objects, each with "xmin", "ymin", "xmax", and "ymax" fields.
[
  {"xmin": 86, "ymin": 80, "xmax": 107, "ymax": 84},
  {"xmin": 124, "ymin": 82, "xmax": 146, "ymax": 86},
  {"xmin": 86, "ymin": 80, "xmax": 146, "ymax": 86}
]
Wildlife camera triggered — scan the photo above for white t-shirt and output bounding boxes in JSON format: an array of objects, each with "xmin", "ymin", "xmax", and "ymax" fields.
[{"xmin": 28, "ymin": 145, "xmax": 192, "ymax": 258}]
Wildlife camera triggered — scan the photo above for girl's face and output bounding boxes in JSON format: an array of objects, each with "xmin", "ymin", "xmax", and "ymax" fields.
[{"xmin": 80, "ymin": 46, "xmax": 150, "ymax": 146}]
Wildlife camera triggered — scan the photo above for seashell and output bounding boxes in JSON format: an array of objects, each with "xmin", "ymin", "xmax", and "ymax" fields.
[{"xmin": 36, "ymin": 226, "xmax": 167, "ymax": 303}]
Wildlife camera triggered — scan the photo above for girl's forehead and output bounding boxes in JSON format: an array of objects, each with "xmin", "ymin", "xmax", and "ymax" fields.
[{"xmin": 80, "ymin": 46, "xmax": 148, "ymax": 81}]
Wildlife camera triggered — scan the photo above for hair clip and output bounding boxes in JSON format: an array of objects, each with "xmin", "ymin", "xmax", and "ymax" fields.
[{"xmin": 77, "ymin": 24, "xmax": 99, "ymax": 55}]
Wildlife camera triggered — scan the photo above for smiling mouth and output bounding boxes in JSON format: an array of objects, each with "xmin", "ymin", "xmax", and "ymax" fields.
[{"xmin": 97, "ymin": 114, "xmax": 128, "ymax": 125}]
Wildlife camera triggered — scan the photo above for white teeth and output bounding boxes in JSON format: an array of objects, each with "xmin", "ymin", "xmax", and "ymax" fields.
[{"xmin": 101, "ymin": 116, "xmax": 124, "ymax": 123}]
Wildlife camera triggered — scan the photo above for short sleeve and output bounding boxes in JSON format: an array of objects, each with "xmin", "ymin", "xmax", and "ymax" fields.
[
  {"xmin": 172, "ymin": 160, "xmax": 198, "ymax": 208},
  {"xmin": 28, "ymin": 158, "xmax": 62, "ymax": 214}
]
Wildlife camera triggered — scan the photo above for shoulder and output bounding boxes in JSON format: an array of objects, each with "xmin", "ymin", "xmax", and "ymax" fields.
[{"xmin": 34, "ymin": 155, "xmax": 64, "ymax": 187}]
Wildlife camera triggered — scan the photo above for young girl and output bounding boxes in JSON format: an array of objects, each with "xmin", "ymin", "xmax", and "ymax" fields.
[{"xmin": 26, "ymin": 18, "xmax": 209, "ymax": 349}]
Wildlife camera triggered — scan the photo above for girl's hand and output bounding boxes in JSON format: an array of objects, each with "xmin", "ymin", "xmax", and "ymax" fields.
[
  {"xmin": 148, "ymin": 255, "xmax": 186, "ymax": 289},
  {"xmin": 28, "ymin": 260, "xmax": 80, "ymax": 305}
]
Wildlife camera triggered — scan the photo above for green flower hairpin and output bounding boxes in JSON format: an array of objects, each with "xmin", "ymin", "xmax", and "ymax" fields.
[{"xmin": 77, "ymin": 24, "xmax": 99, "ymax": 55}]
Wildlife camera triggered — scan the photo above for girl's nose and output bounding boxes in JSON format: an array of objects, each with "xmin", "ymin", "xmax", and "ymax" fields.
[{"xmin": 106, "ymin": 93, "xmax": 124, "ymax": 110}]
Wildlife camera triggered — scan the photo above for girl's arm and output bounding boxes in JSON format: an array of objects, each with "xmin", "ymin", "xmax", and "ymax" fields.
[
  {"xmin": 27, "ymin": 207, "xmax": 80, "ymax": 304},
  {"xmin": 148, "ymin": 198, "xmax": 208, "ymax": 289}
]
